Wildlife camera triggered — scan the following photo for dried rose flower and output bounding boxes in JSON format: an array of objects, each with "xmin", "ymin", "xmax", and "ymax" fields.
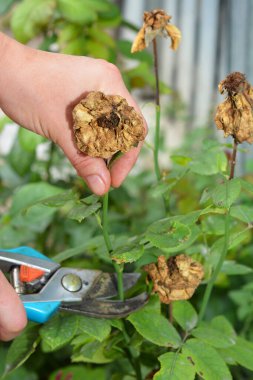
[
  {"xmin": 131, "ymin": 9, "xmax": 181, "ymax": 53},
  {"xmin": 215, "ymin": 72, "xmax": 253, "ymax": 144},
  {"xmin": 143, "ymin": 254, "xmax": 204, "ymax": 304},
  {"xmin": 72, "ymin": 91, "xmax": 145, "ymax": 159}
]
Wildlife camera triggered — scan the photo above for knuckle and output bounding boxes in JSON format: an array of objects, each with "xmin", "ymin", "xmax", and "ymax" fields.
[{"xmin": 97, "ymin": 59, "xmax": 122, "ymax": 81}]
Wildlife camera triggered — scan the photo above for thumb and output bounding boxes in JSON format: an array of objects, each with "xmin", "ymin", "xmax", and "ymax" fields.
[
  {"xmin": 58, "ymin": 139, "xmax": 111, "ymax": 195},
  {"xmin": 0, "ymin": 272, "xmax": 27, "ymax": 341}
]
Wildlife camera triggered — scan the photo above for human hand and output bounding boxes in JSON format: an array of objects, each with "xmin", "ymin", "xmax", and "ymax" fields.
[
  {"xmin": 0, "ymin": 272, "xmax": 27, "ymax": 341},
  {"xmin": 0, "ymin": 34, "xmax": 147, "ymax": 195}
]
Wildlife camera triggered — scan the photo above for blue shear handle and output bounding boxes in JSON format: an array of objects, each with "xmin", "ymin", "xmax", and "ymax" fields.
[
  {"xmin": 24, "ymin": 301, "xmax": 61, "ymax": 323},
  {"xmin": 2, "ymin": 246, "xmax": 54, "ymax": 262}
]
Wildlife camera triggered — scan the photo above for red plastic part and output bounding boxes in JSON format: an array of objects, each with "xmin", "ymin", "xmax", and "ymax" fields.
[{"xmin": 20, "ymin": 265, "xmax": 45, "ymax": 282}]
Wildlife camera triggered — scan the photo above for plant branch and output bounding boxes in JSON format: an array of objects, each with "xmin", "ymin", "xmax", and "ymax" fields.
[
  {"xmin": 153, "ymin": 38, "xmax": 161, "ymax": 181},
  {"xmin": 229, "ymin": 138, "xmax": 238, "ymax": 180},
  {"xmin": 198, "ymin": 185, "xmax": 230, "ymax": 323},
  {"xmin": 102, "ymin": 192, "xmax": 124, "ymax": 301}
]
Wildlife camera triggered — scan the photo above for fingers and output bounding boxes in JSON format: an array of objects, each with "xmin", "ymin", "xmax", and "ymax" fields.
[
  {"xmin": 0, "ymin": 272, "xmax": 27, "ymax": 341},
  {"xmin": 58, "ymin": 139, "xmax": 111, "ymax": 195},
  {"xmin": 110, "ymin": 145, "xmax": 141, "ymax": 188}
]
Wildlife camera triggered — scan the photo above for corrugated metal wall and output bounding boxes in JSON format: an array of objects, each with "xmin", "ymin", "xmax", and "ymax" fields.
[{"xmin": 121, "ymin": 0, "xmax": 253, "ymax": 127}]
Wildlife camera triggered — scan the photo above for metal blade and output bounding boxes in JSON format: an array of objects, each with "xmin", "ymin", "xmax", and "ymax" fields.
[
  {"xmin": 84, "ymin": 272, "xmax": 141, "ymax": 299},
  {"xmin": 60, "ymin": 292, "xmax": 148, "ymax": 318}
]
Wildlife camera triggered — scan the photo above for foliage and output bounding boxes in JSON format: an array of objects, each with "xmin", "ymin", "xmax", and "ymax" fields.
[{"xmin": 1, "ymin": 1, "xmax": 253, "ymax": 380}]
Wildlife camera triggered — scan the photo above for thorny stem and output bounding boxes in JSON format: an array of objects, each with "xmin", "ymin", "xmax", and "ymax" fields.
[
  {"xmin": 102, "ymin": 192, "xmax": 124, "ymax": 301},
  {"xmin": 152, "ymin": 38, "xmax": 161, "ymax": 182},
  {"xmin": 229, "ymin": 138, "xmax": 238, "ymax": 180}
]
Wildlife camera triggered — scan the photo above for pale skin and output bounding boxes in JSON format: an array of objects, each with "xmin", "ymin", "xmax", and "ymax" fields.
[{"xmin": 0, "ymin": 32, "xmax": 147, "ymax": 340}]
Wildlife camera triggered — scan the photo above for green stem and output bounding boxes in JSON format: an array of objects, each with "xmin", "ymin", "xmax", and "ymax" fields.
[
  {"xmin": 152, "ymin": 38, "xmax": 161, "ymax": 181},
  {"xmin": 154, "ymin": 105, "xmax": 161, "ymax": 181},
  {"xmin": 198, "ymin": 207, "xmax": 230, "ymax": 323},
  {"xmin": 102, "ymin": 192, "xmax": 124, "ymax": 301}
]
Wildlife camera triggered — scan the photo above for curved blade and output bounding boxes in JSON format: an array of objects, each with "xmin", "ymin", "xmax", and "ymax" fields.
[
  {"xmin": 85, "ymin": 272, "xmax": 141, "ymax": 299},
  {"xmin": 60, "ymin": 292, "xmax": 148, "ymax": 318}
]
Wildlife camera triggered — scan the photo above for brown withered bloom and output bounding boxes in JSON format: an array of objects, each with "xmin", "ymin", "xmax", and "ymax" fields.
[
  {"xmin": 72, "ymin": 92, "xmax": 145, "ymax": 159},
  {"xmin": 215, "ymin": 72, "xmax": 253, "ymax": 144},
  {"xmin": 143, "ymin": 255, "xmax": 204, "ymax": 304},
  {"xmin": 131, "ymin": 9, "xmax": 181, "ymax": 53}
]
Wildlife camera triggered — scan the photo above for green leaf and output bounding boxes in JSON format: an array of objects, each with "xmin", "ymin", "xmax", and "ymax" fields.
[
  {"xmin": 77, "ymin": 316, "xmax": 111, "ymax": 342},
  {"xmin": 219, "ymin": 337, "xmax": 253, "ymax": 371},
  {"xmin": 71, "ymin": 340, "xmax": 115, "ymax": 364},
  {"xmin": 61, "ymin": 37, "xmax": 87, "ymax": 55},
  {"xmin": 57, "ymin": 0, "xmax": 97, "ymax": 25},
  {"xmin": 88, "ymin": 26, "xmax": 115, "ymax": 47},
  {"xmin": 111, "ymin": 241, "xmax": 144, "ymax": 264},
  {"xmin": 170, "ymin": 155, "xmax": 192, "ymax": 166},
  {"xmin": 10, "ymin": 182, "xmax": 64, "ymax": 214},
  {"xmin": 38, "ymin": 190, "xmax": 77, "ymax": 207},
  {"xmin": 18, "ymin": 128, "xmax": 45, "ymax": 152},
  {"xmin": 145, "ymin": 219, "xmax": 200, "ymax": 253},
  {"xmin": 11, "ymin": 0, "xmax": 55, "ymax": 43},
  {"xmin": 154, "ymin": 352, "xmax": 195, "ymax": 380},
  {"xmin": 190, "ymin": 150, "xmax": 227, "ymax": 175},
  {"xmin": 211, "ymin": 179, "xmax": 241, "ymax": 209},
  {"xmin": 3, "ymin": 324, "xmax": 40, "ymax": 378},
  {"xmin": 192, "ymin": 316, "xmax": 236, "ymax": 348},
  {"xmin": 127, "ymin": 297, "xmax": 181, "ymax": 348},
  {"xmin": 40, "ymin": 314, "xmax": 78, "ymax": 352},
  {"xmin": 230, "ymin": 205, "xmax": 253, "ymax": 224},
  {"xmin": 68, "ymin": 202, "xmax": 101, "ymax": 222},
  {"xmin": 221, "ymin": 260, "xmax": 253, "ymax": 275},
  {"xmin": 8, "ymin": 138, "xmax": 35, "ymax": 177},
  {"xmin": 182, "ymin": 339, "xmax": 232, "ymax": 380},
  {"xmin": 173, "ymin": 301, "xmax": 198, "ymax": 331},
  {"xmin": 85, "ymin": 40, "xmax": 110, "ymax": 60},
  {"xmin": 57, "ymin": 23, "xmax": 83, "ymax": 46},
  {"xmin": 240, "ymin": 178, "xmax": 253, "ymax": 194}
]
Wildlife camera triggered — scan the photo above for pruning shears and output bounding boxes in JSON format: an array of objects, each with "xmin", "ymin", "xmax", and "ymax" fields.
[{"xmin": 0, "ymin": 246, "xmax": 148, "ymax": 323}]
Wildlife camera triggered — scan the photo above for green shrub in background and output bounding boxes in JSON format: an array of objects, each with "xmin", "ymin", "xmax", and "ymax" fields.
[{"xmin": 1, "ymin": 1, "xmax": 253, "ymax": 380}]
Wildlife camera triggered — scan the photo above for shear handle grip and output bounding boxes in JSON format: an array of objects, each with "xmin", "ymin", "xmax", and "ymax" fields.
[{"xmin": 23, "ymin": 301, "xmax": 61, "ymax": 323}]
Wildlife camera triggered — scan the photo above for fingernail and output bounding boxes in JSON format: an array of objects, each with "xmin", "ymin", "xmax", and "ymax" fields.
[{"xmin": 85, "ymin": 175, "xmax": 105, "ymax": 194}]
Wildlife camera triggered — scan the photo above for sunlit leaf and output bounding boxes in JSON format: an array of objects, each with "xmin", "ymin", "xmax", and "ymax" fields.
[
  {"xmin": 173, "ymin": 301, "xmax": 198, "ymax": 331},
  {"xmin": 40, "ymin": 314, "xmax": 78, "ymax": 352},
  {"xmin": 127, "ymin": 297, "xmax": 181, "ymax": 348},
  {"xmin": 182, "ymin": 339, "xmax": 232, "ymax": 380},
  {"xmin": 154, "ymin": 352, "xmax": 195, "ymax": 380}
]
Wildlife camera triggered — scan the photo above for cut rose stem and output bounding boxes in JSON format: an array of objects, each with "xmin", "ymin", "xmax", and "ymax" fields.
[
  {"xmin": 152, "ymin": 38, "xmax": 161, "ymax": 182},
  {"xmin": 102, "ymin": 192, "xmax": 124, "ymax": 301},
  {"xmin": 229, "ymin": 139, "xmax": 238, "ymax": 180},
  {"xmin": 198, "ymin": 141, "xmax": 237, "ymax": 323}
]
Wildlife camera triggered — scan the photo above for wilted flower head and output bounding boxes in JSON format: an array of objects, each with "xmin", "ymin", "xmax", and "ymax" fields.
[
  {"xmin": 131, "ymin": 9, "xmax": 181, "ymax": 53},
  {"xmin": 215, "ymin": 72, "xmax": 253, "ymax": 144},
  {"xmin": 72, "ymin": 92, "xmax": 145, "ymax": 159},
  {"xmin": 143, "ymin": 254, "xmax": 204, "ymax": 304}
]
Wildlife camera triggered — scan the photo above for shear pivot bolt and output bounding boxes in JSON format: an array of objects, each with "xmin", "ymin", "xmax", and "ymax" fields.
[{"xmin": 62, "ymin": 274, "xmax": 82, "ymax": 292}]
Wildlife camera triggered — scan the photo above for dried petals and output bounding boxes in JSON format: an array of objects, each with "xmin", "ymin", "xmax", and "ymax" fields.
[
  {"xmin": 131, "ymin": 9, "xmax": 181, "ymax": 53},
  {"xmin": 72, "ymin": 91, "xmax": 145, "ymax": 159},
  {"xmin": 143, "ymin": 255, "xmax": 204, "ymax": 304},
  {"xmin": 215, "ymin": 72, "xmax": 253, "ymax": 144}
]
